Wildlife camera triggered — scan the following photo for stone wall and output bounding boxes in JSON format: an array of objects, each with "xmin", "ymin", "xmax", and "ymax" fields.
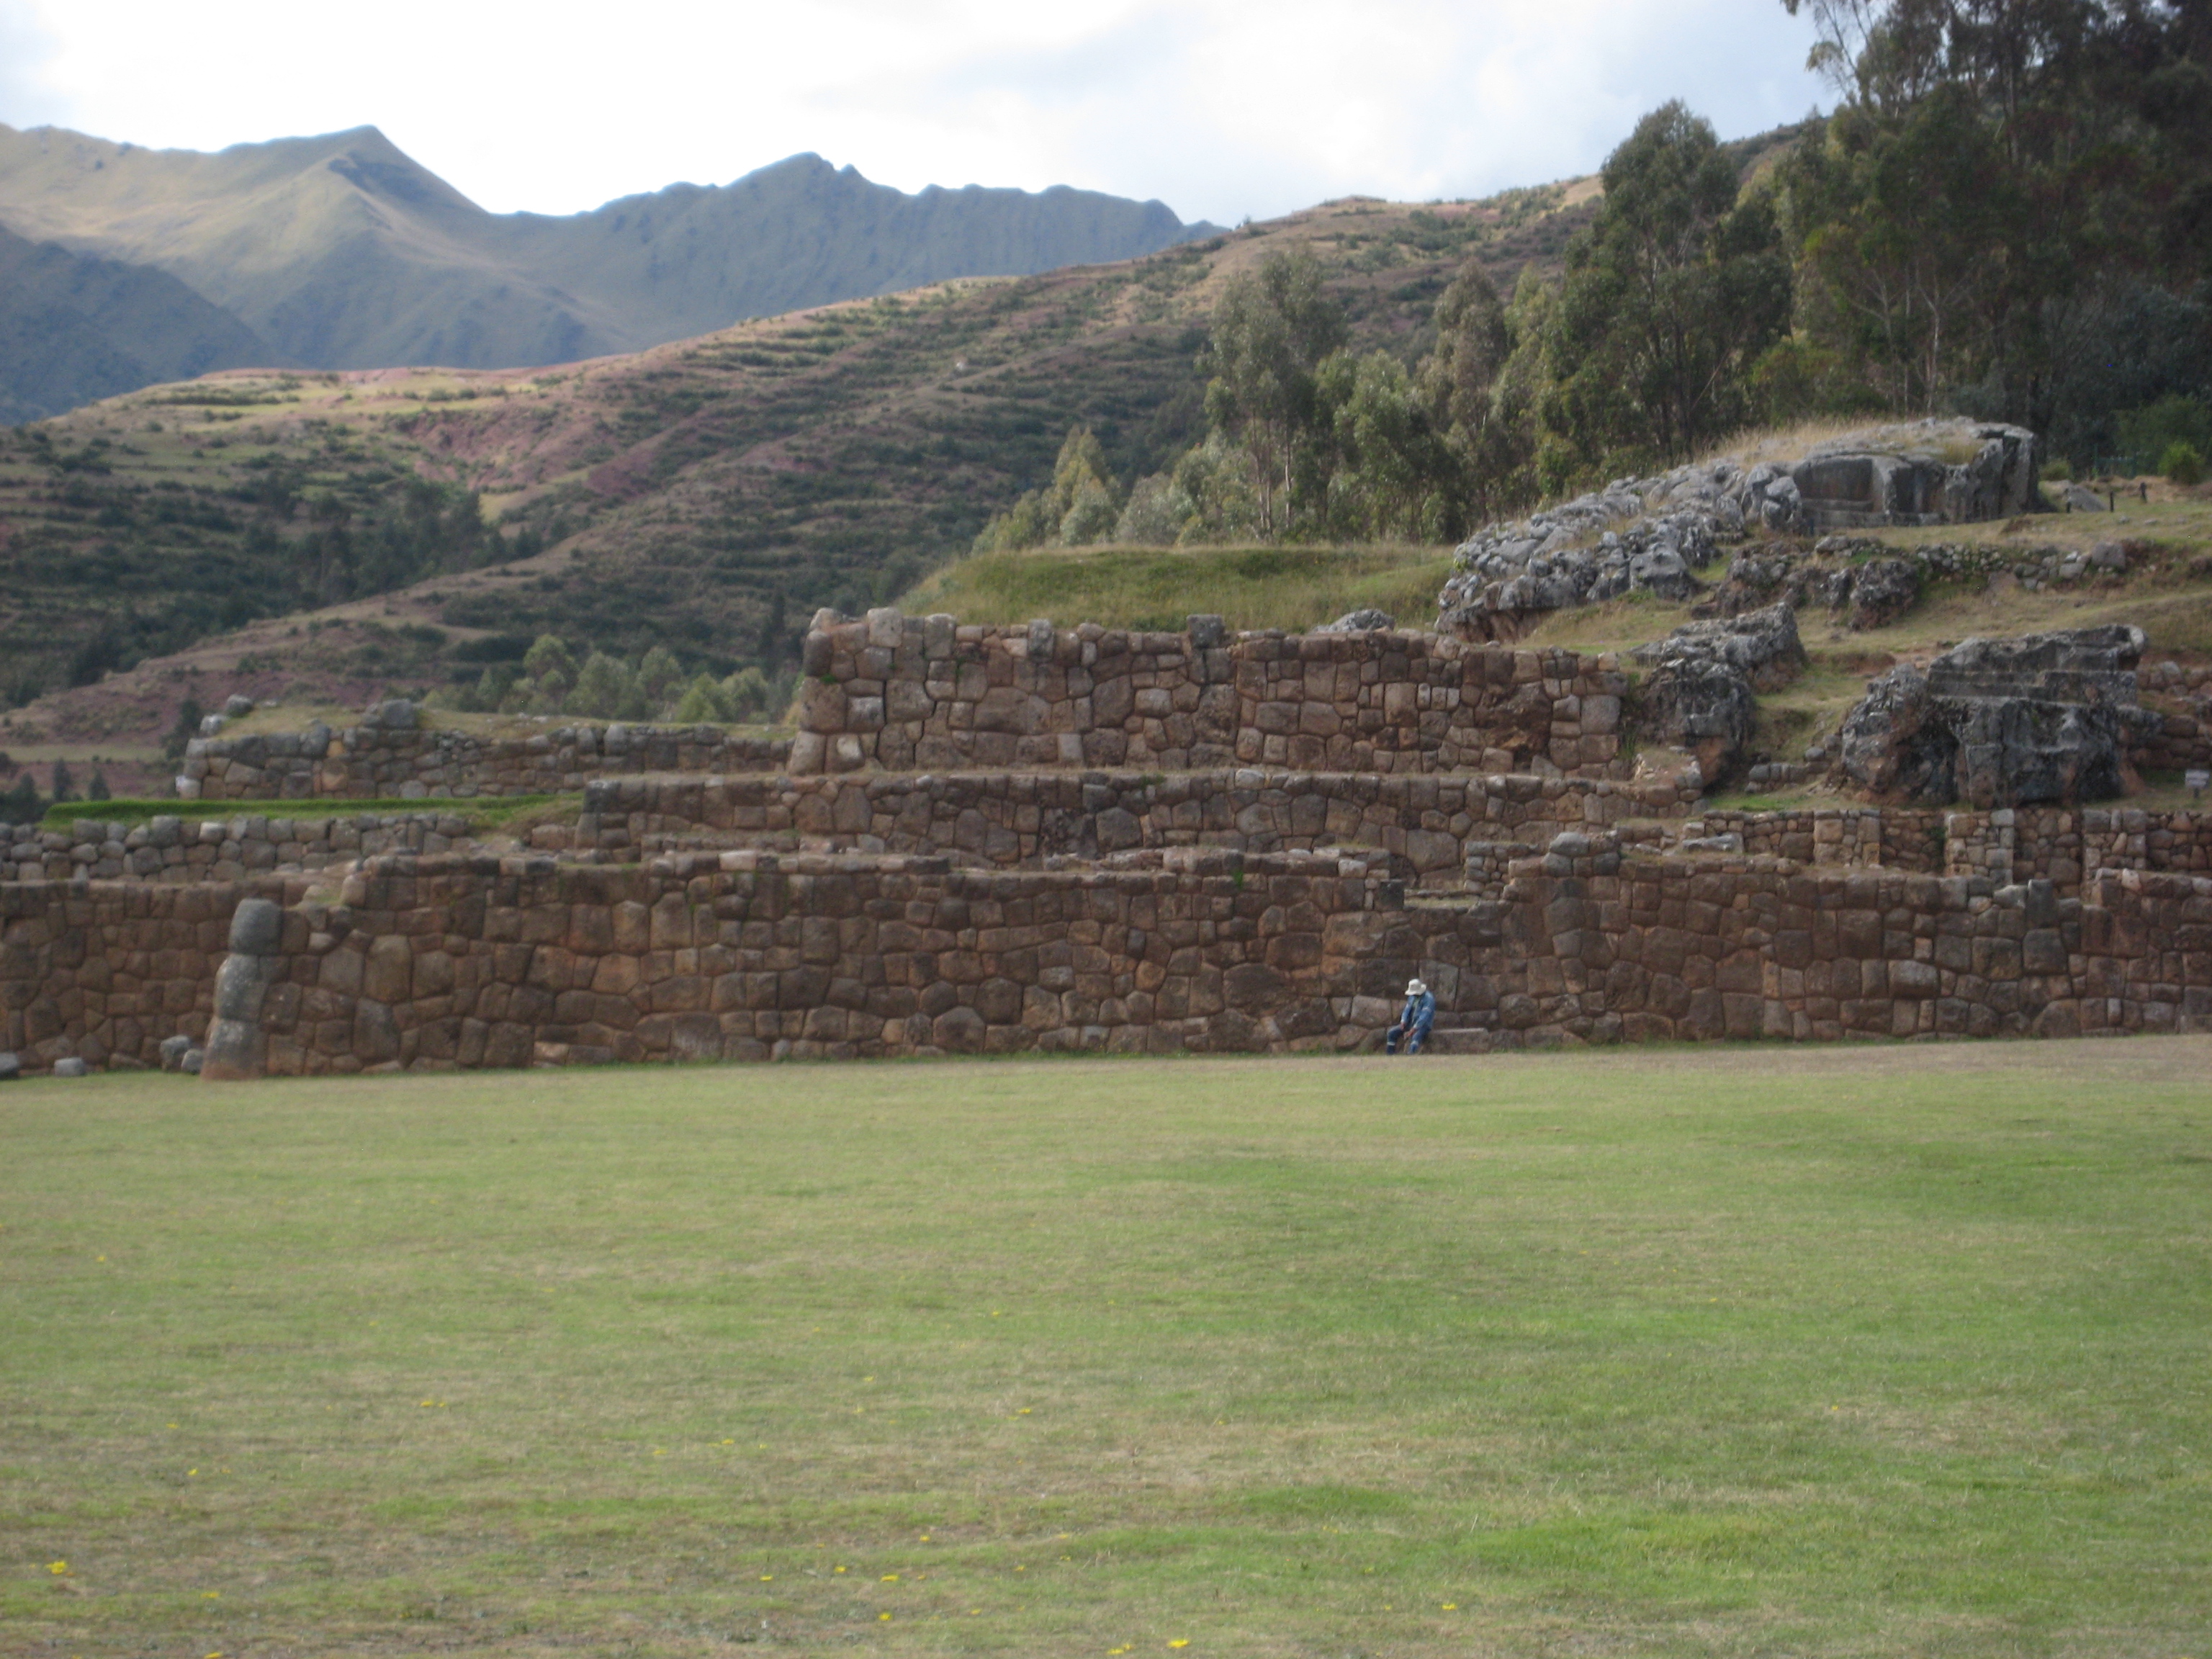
[
  {"xmin": 793, "ymin": 611, "xmax": 1628, "ymax": 778},
  {"xmin": 194, "ymin": 850, "xmax": 1407, "ymax": 1073},
  {"xmin": 1681, "ymin": 806, "xmax": 1943, "ymax": 873},
  {"xmin": 1, "ymin": 878, "xmax": 254, "ymax": 1070},
  {"xmin": 1940, "ymin": 806, "xmax": 2212, "ymax": 889},
  {"xmin": 2128, "ymin": 706, "xmax": 2212, "ymax": 775},
  {"xmin": 186, "ymin": 720, "xmax": 789, "ymax": 801},
  {"xmin": 567, "ymin": 770, "xmax": 1698, "ymax": 878},
  {"xmin": 4, "ymin": 811, "xmax": 481, "ymax": 885},
  {"xmin": 14, "ymin": 838, "xmax": 2212, "ymax": 1075}
]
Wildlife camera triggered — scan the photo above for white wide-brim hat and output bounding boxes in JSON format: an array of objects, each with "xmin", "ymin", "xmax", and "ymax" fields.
[{"xmin": 1407, "ymin": 979, "xmax": 1427, "ymax": 995}]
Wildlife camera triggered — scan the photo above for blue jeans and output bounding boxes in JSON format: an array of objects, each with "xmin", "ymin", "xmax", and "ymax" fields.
[{"xmin": 1385, "ymin": 1020, "xmax": 1431, "ymax": 1054}]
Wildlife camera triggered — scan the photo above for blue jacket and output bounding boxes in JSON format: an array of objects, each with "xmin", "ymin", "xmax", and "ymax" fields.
[{"xmin": 1397, "ymin": 989, "xmax": 1436, "ymax": 1033}]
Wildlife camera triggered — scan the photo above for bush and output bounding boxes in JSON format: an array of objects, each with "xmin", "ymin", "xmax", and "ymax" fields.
[
  {"xmin": 2040, "ymin": 454, "xmax": 2073, "ymax": 482},
  {"xmin": 2118, "ymin": 395, "xmax": 2212, "ymax": 475},
  {"xmin": 2162, "ymin": 440, "xmax": 2206, "ymax": 487}
]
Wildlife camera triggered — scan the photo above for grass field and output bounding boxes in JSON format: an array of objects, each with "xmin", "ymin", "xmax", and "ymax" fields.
[{"xmin": 4, "ymin": 1041, "xmax": 2209, "ymax": 1657}]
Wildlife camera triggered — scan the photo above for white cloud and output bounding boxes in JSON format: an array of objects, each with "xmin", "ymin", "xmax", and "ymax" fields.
[{"xmin": 0, "ymin": 0, "xmax": 1826, "ymax": 223}]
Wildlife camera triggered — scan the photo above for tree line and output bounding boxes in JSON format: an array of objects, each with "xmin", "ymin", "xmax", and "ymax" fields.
[{"xmin": 975, "ymin": 0, "xmax": 2211, "ymax": 551}]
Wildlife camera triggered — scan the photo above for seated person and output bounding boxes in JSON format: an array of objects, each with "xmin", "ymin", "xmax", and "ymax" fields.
[{"xmin": 1385, "ymin": 977, "xmax": 1435, "ymax": 1054}]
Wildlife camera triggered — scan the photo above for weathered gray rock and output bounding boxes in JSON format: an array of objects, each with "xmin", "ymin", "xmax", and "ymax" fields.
[
  {"xmin": 1834, "ymin": 626, "xmax": 2150, "ymax": 806},
  {"xmin": 2063, "ymin": 483, "xmax": 2108, "ymax": 513},
  {"xmin": 214, "ymin": 953, "xmax": 275, "ymax": 1022},
  {"xmin": 0, "ymin": 1052, "xmax": 18, "ymax": 1082},
  {"xmin": 228, "ymin": 897, "xmax": 284, "ymax": 956},
  {"xmin": 1438, "ymin": 418, "xmax": 2041, "ymax": 635},
  {"xmin": 200, "ymin": 1018, "xmax": 262, "ymax": 1081},
  {"xmin": 1631, "ymin": 601, "xmax": 1805, "ymax": 786},
  {"xmin": 1635, "ymin": 601, "xmax": 1806, "ymax": 691},
  {"xmin": 1317, "ymin": 608, "xmax": 1395, "ymax": 633},
  {"xmin": 365, "ymin": 698, "xmax": 417, "ymax": 731},
  {"xmin": 158, "ymin": 1033, "xmax": 195, "ymax": 1072},
  {"xmin": 222, "ymin": 693, "xmax": 256, "ymax": 719},
  {"xmin": 1187, "ymin": 613, "xmax": 1228, "ymax": 648},
  {"xmin": 51, "ymin": 1056, "xmax": 90, "ymax": 1078},
  {"xmin": 181, "ymin": 1047, "xmax": 204, "ymax": 1075},
  {"xmin": 1847, "ymin": 557, "xmax": 1922, "ymax": 630}
]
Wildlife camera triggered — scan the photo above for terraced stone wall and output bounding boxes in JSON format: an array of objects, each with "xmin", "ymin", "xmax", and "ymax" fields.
[
  {"xmin": 1940, "ymin": 806, "xmax": 2212, "ymax": 889},
  {"xmin": 186, "ymin": 721, "xmax": 790, "ymax": 801},
  {"xmin": 566, "ymin": 770, "xmax": 1696, "ymax": 876},
  {"xmin": 1682, "ymin": 807, "xmax": 1943, "ymax": 873},
  {"xmin": 793, "ymin": 611, "xmax": 1628, "ymax": 778},
  {"xmin": 12, "ymin": 846, "xmax": 2212, "ymax": 1075},
  {"xmin": 0, "ymin": 879, "xmax": 256, "ymax": 1071},
  {"xmin": 3, "ymin": 811, "xmax": 480, "ymax": 884}
]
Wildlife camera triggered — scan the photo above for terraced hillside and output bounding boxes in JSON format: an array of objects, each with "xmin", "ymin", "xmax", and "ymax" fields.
[{"xmin": 0, "ymin": 183, "xmax": 1601, "ymax": 766}]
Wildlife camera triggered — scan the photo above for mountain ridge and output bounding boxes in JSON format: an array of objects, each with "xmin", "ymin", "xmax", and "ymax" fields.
[{"xmin": 0, "ymin": 122, "xmax": 1221, "ymax": 384}]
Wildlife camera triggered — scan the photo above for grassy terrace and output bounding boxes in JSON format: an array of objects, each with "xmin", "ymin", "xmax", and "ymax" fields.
[
  {"xmin": 30, "ymin": 794, "xmax": 584, "ymax": 836},
  {"xmin": 3, "ymin": 1040, "xmax": 2208, "ymax": 1655},
  {"xmin": 898, "ymin": 544, "xmax": 1457, "ymax": 634}
]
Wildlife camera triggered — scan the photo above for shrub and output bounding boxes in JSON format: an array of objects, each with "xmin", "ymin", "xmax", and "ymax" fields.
[
  {"xmin": 2118, "ymin": 395, "xmax": 2212, "ymax": 475},
  {"xmin": 2162, "ymin": 440, "xmax": 2206, "ymax": 487}
]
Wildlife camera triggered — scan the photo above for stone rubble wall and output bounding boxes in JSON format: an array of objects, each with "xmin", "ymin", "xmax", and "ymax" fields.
[
  {"xmin": 564, "ymin": 770, "xmax": 1699, "ymax": 878},
  {"xmin": 186, "ymin": 721, "xmax": 790, "ymax": 801},
  {"xmin": 2, "ymin": 812, "xmax": 481, "ymax": 885},
  {"xmin": 793, "ymin": 611, "xmax": 1628, "ymax": 778}
]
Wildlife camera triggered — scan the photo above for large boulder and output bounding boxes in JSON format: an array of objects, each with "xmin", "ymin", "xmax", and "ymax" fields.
[
  {"xmin": 1631, "ymin": 601, "xmax": 1807, "ymax": 784},
  {"xmin": 1845, "ymin": 557, "xmax": 1922, "ymax": 630},
  {"xmin": 1834, "ymin": 626, "xmax": 2151, "ymax": 806},
  {"xmin": 1316, "ymin": 608, "xmax": 1395, "ymax": 633},
  {"xmin": 1437, "ymin": 418, "xmax": 2041, "ymax": 634}
]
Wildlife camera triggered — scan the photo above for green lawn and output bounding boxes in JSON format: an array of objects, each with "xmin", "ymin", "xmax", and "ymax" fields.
[{"xmin": 2, "ymin": 1041, "xmax": 2208, "ymax": 1657}]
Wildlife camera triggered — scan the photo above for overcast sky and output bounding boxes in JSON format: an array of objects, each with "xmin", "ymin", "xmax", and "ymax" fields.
[{"xmin": 0, "ymin": 0, "xmax": 1827, "ymax": 225}]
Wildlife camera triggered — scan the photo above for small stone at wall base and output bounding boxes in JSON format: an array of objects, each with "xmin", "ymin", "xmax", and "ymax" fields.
[
  {"xmin": 52, "ymin": 1057, "xmax": 90, "ymax": 1078},
  {"xmin": 181, "ymin": 1048, "xmax": 205, "ymax": 1075},
  {"xmin": 158, "ymin": 1034, "xmax": 194, "ymax": 1072},
  {"xmin": 0, "ymin": 1052, "xmax": 19, "ymax": 1082}
]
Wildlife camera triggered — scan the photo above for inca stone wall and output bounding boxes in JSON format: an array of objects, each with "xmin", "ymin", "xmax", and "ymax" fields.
[
  {"xmin": 792, "ymin": 611, "xmax": 1628, "ymax": 778},
  {"xmin": 1, "ymin": 880, "xmax": 254, "ymax": 1070},
  {"xmin": 13, "ymin": 838, "xmax": 2212, "ymax": 1076},
  {"xmin": 181, "ymin": 850, "xmax": 1409, "ymax": 1074},
  {"xmin": 3, "ymin": 811, "xmax": 484, "ymax": 884},
  {"xmin": 187, "ymin": 720, "xmax": 791, "ymax": 801},
  {"xmin": 1938, "ymin": 806, "xmax": 2212, "ymax": 889},
  {"xmin": 562, "ymin": 770, "xmax": 1698, "ymax": 876},
  {"xmin": 1679, "ymin": 807, "xmax": 1944, "ymax": 873}
]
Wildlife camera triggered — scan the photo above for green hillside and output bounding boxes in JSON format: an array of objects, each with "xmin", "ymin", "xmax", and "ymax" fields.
[
  {"xmin": 0, "ymin": 185, "xmax": 1594, "ymax": 745},
  {"xmin": 0, "ymin": 226, "xmax": 276, "ymax": 424}
]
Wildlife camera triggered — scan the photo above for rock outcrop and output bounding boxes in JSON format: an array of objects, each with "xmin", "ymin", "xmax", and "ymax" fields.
[
  {"xmin": 1631, "ymin": 602, "xmax": 1807, "ymax": 785},
  {"xmin": 1834, "ymin": 626, "xmax": 2152, "ymax": 806},
  {"xmin": 1437, "ymin": 419, "xmax": 2039, "ymax": 639}
]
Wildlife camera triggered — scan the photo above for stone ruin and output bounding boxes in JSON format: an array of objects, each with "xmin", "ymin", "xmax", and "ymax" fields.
[
  {"xmin": 1436, "ymin": 419, "xmax": 2039, "ymax": 642},
  {"xmin": 10, "ymin": 592, "xmax": 2212, "ymax": 1081}
]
